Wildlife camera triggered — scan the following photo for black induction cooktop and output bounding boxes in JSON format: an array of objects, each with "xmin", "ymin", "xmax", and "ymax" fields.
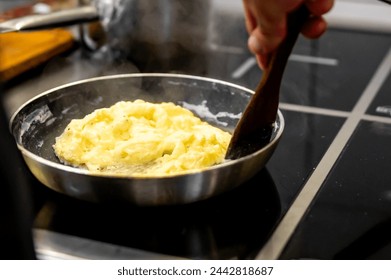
[{"xmin": 2, "ymin": 5, "xmax": 391, "ymax": 260}]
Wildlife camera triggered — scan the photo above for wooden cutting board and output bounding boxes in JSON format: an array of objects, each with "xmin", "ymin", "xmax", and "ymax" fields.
[{"xmin": 0, "ymin": 29, "xmax": 74, "ymax": 82}]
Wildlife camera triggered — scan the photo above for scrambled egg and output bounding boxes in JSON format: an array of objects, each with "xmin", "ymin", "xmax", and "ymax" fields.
[{"xmin": 53, "ymin": 100, "xmax": 231, "ymax": 176}]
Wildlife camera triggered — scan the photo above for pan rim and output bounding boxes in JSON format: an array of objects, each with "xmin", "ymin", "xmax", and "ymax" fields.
[{"xmin": 10, "ymin": 73, "xmax": 284, "ymax": 180}]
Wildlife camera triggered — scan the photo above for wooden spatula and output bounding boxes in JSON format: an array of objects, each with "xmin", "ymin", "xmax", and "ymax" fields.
[{"xmin": 225, "ymin": 5, "xmax": 309, "ymax": 160}]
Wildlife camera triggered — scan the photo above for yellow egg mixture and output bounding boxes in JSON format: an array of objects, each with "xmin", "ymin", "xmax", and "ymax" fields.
[{"xmin": 53, "ymin": 100, "xmax": 231, "ymax": 176}]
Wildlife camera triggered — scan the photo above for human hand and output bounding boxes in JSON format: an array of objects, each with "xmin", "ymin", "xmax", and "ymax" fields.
[{"xmin": 243, "ymin": 0, "xmax": 334, "ymax": 69}]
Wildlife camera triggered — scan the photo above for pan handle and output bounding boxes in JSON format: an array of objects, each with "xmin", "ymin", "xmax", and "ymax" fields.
[{"xmin": 0, "ymin": 6, "xmax": 99, "ymax": 33}]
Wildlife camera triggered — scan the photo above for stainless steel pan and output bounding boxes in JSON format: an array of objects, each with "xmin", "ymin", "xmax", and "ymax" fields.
[{"xmin": 10, "ymin": 73, "xmax": 283, "ymax": 206}]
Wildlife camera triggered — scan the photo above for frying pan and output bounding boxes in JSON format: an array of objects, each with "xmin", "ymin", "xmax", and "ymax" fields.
[{"xmin": 10, "ymin": 73, "xmax": 284, "ymax": 206}]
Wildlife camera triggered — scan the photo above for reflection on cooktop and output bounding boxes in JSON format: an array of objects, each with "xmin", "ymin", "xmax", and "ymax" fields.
[
  {"xmin": 32, "ymin": 168, "xmax": 281, "ymax": 260},
  {"xmin": 280, "ymin": 120, "xmax": 391, "ymax": 260}
]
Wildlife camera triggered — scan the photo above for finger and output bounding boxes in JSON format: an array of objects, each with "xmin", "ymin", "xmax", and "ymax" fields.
[
  {"xmin": 248, "ymin": 26, "xmax": 285, "ymax": 56},
  {"xmin": 243, "ymin": 4, "xmax": 257, "ymax": 34},
  {"xmin": 256, "ymin": 53, "xmax": 271, "ymax": 71},
  {"xmin": 301, "ymin": 16, "xmax": 327, "ymax": 38},
  {"xmin": 244, "ymin": 0, "xmax": 288, "ymax": 38},
  {"xmin": 276, "ymin": 0, "xmax": 305, "ymax": 12},
  {"xmin": 305, "ymin": 0, "xmax": 334, "ymax": 16}
]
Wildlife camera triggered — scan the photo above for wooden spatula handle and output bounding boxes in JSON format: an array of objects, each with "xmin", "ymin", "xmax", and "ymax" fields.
[{"xmin": 225, "ymin": 5, "xmax": 309, "ymax": 159}]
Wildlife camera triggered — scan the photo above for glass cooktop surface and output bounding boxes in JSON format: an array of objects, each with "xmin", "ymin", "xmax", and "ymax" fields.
[{"xmin": 2, "ymin": 2, "xmax": 391, "ymax": 260}]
